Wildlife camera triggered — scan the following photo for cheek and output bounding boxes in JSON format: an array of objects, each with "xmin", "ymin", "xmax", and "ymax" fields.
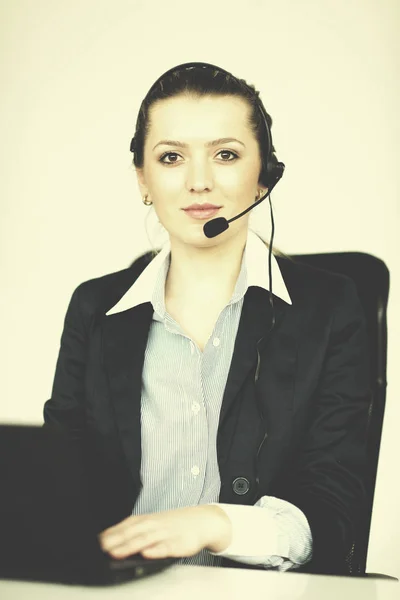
[
  {"xmin": 210, "ymin": 166, "xmax": 256, "ymax": 195},
  {"xmin": 225, "ymin": 168, "xmax": 258, "ymax": 196},
  {"xmin": 148, "ymin": 168, "xmax": 181, "ymax": 189}
]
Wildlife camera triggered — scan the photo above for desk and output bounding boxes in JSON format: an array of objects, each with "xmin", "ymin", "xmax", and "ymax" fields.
[{"xmin": 0, "ymin": 566, "xmax": 398, "ymax": 600}]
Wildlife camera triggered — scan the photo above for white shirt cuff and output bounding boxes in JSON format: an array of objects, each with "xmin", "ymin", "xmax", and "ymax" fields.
[{"xmin": 207, "ymin": 496, "xmax": 313, "ymax": 568}]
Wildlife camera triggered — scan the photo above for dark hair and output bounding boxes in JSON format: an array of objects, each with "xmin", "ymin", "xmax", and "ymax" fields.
[
  {"xmin": 132, "ymin": 65, "xmax": 278, "ymax": 188},
  {"xmin": 132, "ymin": 65, "xmax": 293, "ymax": 262}
]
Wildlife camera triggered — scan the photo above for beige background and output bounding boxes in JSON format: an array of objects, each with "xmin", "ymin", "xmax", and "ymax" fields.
[{"xmin": 1, "ymin": 0, "xmax": 399, "ymax": 578}]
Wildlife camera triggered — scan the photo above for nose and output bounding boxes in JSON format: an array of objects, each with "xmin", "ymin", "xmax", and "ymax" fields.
[{"xmin": 186, "ymin": 156, "xmax": 213, "ymax": 193}]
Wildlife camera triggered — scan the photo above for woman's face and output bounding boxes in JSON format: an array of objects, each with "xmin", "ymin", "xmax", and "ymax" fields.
[{"xmin": 136, "ymin": 94, "xmax": 266, "ymax": 248}]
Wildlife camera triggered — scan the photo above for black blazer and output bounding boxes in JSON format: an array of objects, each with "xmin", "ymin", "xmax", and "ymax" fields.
[{"xmin": 43, "ymin": 251, "xmax": 371, "ymax": 576}]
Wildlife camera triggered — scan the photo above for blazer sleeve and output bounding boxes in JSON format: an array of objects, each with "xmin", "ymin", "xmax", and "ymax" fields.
[
  {"xmin": 274, "ymin": 276, "xmax": 371, "ymax": 575},
  {"xmin": 43, "ymin": 284, "xmax": 88, "ymax": 439}
]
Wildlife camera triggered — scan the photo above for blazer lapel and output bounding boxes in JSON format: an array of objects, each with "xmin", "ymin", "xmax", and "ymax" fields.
[
  {"xmin": 217, "ymin": 284, "xmax": 300, "ymax": 495},
  {"xmin": 102, "ymin": 302, "xmax": 154, "ymax": 488},
  {"xmin": 219, "ymin": 286, "xmax": 290, "ymax": 426}
]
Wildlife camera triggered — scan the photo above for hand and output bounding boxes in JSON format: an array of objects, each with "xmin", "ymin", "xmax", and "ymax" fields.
[{"xmin": 98, "ymin": 505, "xmax": 232, "ymax": 560}]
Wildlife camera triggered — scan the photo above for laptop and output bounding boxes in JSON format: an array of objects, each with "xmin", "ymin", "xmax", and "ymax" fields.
[{"xmin": 0, "ymin": 424, "xmax": 177, "ymax": 585}]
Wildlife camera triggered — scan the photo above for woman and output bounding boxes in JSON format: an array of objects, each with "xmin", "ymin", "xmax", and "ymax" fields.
[{"xmin": 43, "ymin": 63, "xmax": 371, "ymax": 575}]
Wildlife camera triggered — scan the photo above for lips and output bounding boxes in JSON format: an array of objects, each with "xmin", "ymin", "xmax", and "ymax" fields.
[
  {"xmin": 184, "ymin": 204, "xmax": 221, "ymax": 210},
  {"xmin": 183, "ymin": 206, "xmax": 221, "ymax": 220}
]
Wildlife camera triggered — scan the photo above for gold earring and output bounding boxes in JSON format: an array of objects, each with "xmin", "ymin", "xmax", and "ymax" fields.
[
  {"xmin": 255, "ymin": 189, "xmax": 264, "ymax": 201},
  {"xmin": 143, "ymin": 194, "xmax": 152, "ymax": 206}
]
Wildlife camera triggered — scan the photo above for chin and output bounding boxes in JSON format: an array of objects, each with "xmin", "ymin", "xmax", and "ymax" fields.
[{"xmin": 182, "ymin": 229, "xmax": 221, "ymax": 246}]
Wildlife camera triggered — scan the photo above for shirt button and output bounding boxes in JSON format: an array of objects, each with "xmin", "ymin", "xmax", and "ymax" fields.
[
  {"xmin": 191, "ymin": 466, "xmax": 200, "ymax": 476},
  {"xmin": 213, "ymin": 337, "xmax": 220, "ymax": 347},
  {"xmin": 191, "ymin": 402, "xmax": 200, "ymax": 414},
  {"xmin": 232, "ymin": 477, "xmax": 250, "ymax": 495}
]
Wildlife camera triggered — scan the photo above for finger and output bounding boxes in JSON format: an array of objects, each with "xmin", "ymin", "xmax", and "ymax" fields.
[
  {"xmin": 100, "ymin": 518, "xmax": 157, "ymax": 551},
  {"xmin": 108, "ymin": 529, "xmax": 165, "ymax": 558},
  {"xmin": 100, "ymin": 514, "xmax": 145, "ymax": 537},
  {"xmin": 141, "ymin": 542, "xmax": 170, "ymax": 558}
]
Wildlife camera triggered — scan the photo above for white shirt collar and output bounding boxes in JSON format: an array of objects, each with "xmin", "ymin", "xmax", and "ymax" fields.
[{"xmin": 106, "ymin": 229, "xmax": 292, "ymax": 316}]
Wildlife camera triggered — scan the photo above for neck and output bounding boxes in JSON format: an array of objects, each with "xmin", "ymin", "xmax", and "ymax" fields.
[{"xmin": 165, "ymin": 229, "xmax": 248, "ymax": 302}]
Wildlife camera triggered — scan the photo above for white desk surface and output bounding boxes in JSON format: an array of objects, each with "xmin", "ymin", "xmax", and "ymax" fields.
[{"xmin": 0, "ymin": 565, "xmax": 398, "ymax": 600}]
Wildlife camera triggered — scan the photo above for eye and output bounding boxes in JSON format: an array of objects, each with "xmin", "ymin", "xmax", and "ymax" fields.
[
  {"xmin": 158, "ymin": 150, "xmax": 239, "ymax": 164},
  {"xmin": 218, "ymin": 150, "xmax": 239, "ymax": 161},
  {"xmin": 159, "ymin": 152, "xmax": 182, "ymax": 164}
]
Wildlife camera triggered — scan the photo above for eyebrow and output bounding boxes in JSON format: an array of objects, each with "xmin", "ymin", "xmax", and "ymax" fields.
[{"xmin": 152, "ymin": 137, "xmax": 246, "ymax": 151}]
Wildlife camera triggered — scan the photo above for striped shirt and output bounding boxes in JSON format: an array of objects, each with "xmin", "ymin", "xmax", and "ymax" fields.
[{"xmin": 106, "ymin": 229, "xmax": 313, "ymax": 569}]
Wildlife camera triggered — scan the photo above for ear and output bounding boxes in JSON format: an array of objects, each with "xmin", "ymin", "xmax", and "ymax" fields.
[{"xmin": 135, "ymin": 167, "xmax": 149, "ymax": 199}]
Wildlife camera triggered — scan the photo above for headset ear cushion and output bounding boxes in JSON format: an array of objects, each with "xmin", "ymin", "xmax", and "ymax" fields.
[
  {"xmin": 267, "ymin": 149, "xmax": 280, "ymax": 171},
  {"xmin": 266, "ymin": 160, "xmax": 285, "ymax": 193}
]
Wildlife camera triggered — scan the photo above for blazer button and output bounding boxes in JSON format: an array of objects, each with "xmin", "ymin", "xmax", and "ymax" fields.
[{"xmin": 232, "ymin": 477, "xmax": 250, "ymax": 495}]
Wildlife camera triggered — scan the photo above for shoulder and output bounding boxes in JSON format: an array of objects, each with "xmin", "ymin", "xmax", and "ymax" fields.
[
  {"xmin": 70, "ymin": 251, "xmax": 154, "ymax": 318},
  {"xmin": 276, "ymin": 254, "xmax": 361, "ymax": 313}
]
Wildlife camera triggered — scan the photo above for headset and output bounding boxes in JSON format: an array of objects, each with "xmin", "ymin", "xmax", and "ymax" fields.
[{"xmin": 130, "ymin": 62, "xmax": 286, "ymax": 502}]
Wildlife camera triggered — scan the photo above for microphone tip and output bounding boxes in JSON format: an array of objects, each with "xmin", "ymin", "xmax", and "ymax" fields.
[{"xmin": 203, "ymin": 217, "xmax": 229, "ymax": 238}]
